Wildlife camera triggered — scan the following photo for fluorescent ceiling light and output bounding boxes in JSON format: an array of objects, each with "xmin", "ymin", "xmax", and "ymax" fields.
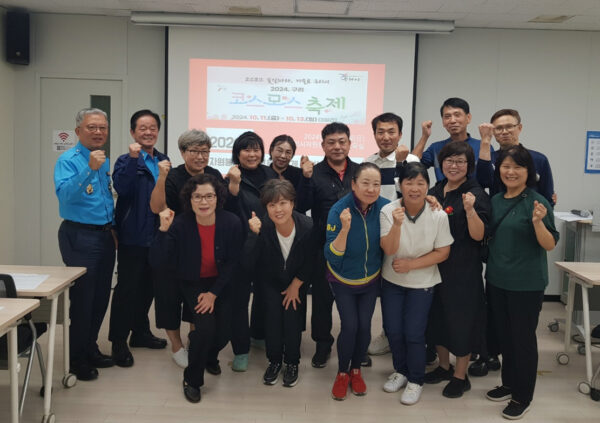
[
  {"xmin": 130, "ymin": 12, "xmax": 454, "ymax": 33},
  {"xmin": 528, "ymin": 15, "xmax": 574, "ymax": 24}
]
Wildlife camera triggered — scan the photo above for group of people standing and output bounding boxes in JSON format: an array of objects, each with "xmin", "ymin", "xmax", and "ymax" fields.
[{"xmin": 54, "ymin": 96, "xmax": 558, "ymax": 420}]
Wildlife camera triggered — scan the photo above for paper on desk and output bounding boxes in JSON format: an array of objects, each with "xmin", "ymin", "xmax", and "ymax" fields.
[
  {"xmin": 0, "ymin": 306, "xmax": 4, "ymax": 311},
  {"xmin": 9, "ymin": 273, "xmax": 49, "ymax": 290},
  {"xmin": 554, "ymin": 211, "xmax": 588, "ymax": 222}
]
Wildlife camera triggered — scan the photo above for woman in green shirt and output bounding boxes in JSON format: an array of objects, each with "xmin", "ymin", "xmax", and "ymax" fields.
[{"xmin": 484, "ymin": 145, "xmax": 558, "ymax": 420}]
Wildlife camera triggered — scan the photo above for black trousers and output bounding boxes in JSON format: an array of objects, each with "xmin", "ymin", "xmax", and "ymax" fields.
[
  {"xmin": 263, "ymin": 283, "xmax": 304, "ymax": 365},
  {"xmin": 230, "ymin": 270, "xmax": 251, "ymax": 355},
  {"xmin": 180, "ymin": 279, "xmax": 231, "ymax": 389},
  {"xmin": 488, "ymin": 283, "xmax": 544, "ymax": 405},
  {"xmin": 310, "ymin": 249, "xmax": 334, "ymax": 352},
  {"xmin": 108, "ymin": 245, "xmax": 154, "ymax": 343},
  {"xmin": 58, "ymin": 221, "xmax": 115, "ymax": 364}
]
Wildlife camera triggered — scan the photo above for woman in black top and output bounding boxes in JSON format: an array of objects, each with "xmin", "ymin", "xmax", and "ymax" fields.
[
  {"xmin": 151, "ymin": 173, "xmax": 242, "ymax": 403},
  {"xmin": 228, "ymin": 131, "xmax": 278, "ymax": 371},
  {"xmin": 269, "ymin": 134, "xmax": 302, "ymax": 189},
  {"xmin": 244, "ymin": 179, "xmax": 315, "ymax": 387},
  {"xmin": 425, "ymin": 142, "xmax": 490, "ymax": 398}
]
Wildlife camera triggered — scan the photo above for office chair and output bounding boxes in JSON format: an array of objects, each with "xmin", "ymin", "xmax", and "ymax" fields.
[{"xmin": 0, "ymin": 273, "xmax": 48, "ymax": 416}]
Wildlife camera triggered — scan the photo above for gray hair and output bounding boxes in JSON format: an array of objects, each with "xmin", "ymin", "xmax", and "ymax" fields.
[
  {"xmin": 178, "ymin": 129, "xmax": 211, "ymax": 151},
  {"xmin": 75, "ymin": 108, "xmax": 108, "ymax": 127}
]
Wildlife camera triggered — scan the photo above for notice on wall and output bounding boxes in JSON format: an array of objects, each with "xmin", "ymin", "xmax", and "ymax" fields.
[
  {"xmin": 585, "ymin": 131, "xmax": 600, "ymax": 173},
  {"xmin": 52, "ymin": 130, "xmax": 77, "ymax": 153}
]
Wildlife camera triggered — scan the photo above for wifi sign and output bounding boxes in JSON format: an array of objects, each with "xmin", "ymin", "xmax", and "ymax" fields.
[
  {"xmin": 53, "ymin": 129, "xmax": 76, "ymax": 152},
  {"xmin": 58, "ymin": 132, "xmax": 69, "ymax": 142}
]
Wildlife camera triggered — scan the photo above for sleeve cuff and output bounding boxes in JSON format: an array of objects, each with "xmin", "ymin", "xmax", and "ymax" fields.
[{"xmin": 329, "ymin": 243, "xmax": 344, "ymax": 256}]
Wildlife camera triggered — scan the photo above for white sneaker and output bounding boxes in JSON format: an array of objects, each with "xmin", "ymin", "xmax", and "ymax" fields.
[
  {"xmin": 368, "ymin": 331, "xmax": 391, "ymax": 355},
  {"xmin": 172, "ymin": 347, "xmax": 188, "ymax": 368},
  {"xmin": 383, "ymin": 372, "xmax": 407, "ymax": 393},
  {"xmin": 401, "ymin": 382, "xmax": 423, "ymax": 405}
]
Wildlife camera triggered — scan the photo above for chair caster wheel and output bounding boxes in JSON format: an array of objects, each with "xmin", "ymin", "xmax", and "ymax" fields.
[
  {"xmin": 577, "ymin": 344, "xmax": 586, "ymax": 355},
  {"xmin": 63, "ymin": 373, "xmax": 77, "ymax": 388},
  {"xmin": 578, "ymin": 381, "xmax": 591, "ymax": 395},
  {"xmin": 548, "ymin": 322, "xmax": 559, "ymax": 332},
  {"xmin": 556, "ymin": 352, "xmax": 569, "ymax": 365}
]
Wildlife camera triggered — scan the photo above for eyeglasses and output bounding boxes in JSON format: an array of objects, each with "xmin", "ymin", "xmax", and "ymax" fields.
[
  {"xmin": 493, "ymin": 124, "xmax": 519, "ymax": 133},
  {"xmin": 186, "ymin": 149, "xmax": 210, "ymax": 157},
  {"xmin": 443, "ymin": 159, "xmax": 468, "ymax": 167},
  {"xmin": 84, "ymin": 125, "xmax": 108, "ymax": 133},
  {"xmin": 191, "ymin": 193, "xmax": 217, "ymax": 202}
]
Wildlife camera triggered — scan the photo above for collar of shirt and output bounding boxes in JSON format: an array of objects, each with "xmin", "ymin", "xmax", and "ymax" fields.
[
  {"xmin": 141, "ymin": 149, "xmax": 159, "ymax": 181},
  {"xmin": 76, "ymin": 141, "xmax": 91, "ymax": 160},
  {"xmin": 353, "ymin": 192, "xmax": 372, "ymax": 216}
]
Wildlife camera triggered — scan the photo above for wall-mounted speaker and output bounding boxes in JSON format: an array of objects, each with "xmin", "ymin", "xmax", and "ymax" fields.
[{"xmin": 5, "ymin": 11, "xmax": 30, "ymax": 65}]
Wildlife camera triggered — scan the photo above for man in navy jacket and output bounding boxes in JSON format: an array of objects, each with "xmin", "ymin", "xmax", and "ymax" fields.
[{"xmin": 109, "ymin": 109, "xmax": 169, "ymax": 367}]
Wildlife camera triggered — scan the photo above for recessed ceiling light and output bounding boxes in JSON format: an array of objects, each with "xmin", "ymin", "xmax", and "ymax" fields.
[
  {"xmin": 528, "ymin": 15, "xmax": 574, "ymax": 24},
  {"xmin": 228, "ymin": 6, "xmax": 262, "ymax": 16}
]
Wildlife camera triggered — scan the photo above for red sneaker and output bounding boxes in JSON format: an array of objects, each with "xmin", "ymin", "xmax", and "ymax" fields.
[
  {"xmin": 332, "ymin": 372, "xmax": 350, "ymax": 400},
  {"xmin": 350, "ymin": 368, "xmax": 367, "ymax": 396}
]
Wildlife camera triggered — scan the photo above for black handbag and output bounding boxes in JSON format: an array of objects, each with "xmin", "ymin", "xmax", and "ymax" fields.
[{"xmin": 481, "ymin": 192, "xmax": 527, "ymax": 263}]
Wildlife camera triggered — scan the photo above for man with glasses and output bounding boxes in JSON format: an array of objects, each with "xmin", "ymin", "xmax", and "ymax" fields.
[
  {"xmin": 296, "ymin": 122, "xmax": 360, "ymax": 368},
  {"xmin": 476, "ymin": 108, "xmax": 555, "ymax": 205},
  {"xmin": 109, "ymin": 110, "xmax": 169, "ymax": 368},
  {"xmin": 149, "ymin": 129, "xmax": 240, "ymax": 369},
  {"xmin": 412, "ymin": 97, "xmax": 488, "ymax": 182},
  {"xmin": 55, "ymin": 108, "xmax": 116, "ymax": 381}
]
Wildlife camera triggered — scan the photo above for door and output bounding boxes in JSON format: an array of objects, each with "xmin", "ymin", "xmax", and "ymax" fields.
[{"xmin": 40, "ymin": 77, "xmax": 123, "ymax": 265}]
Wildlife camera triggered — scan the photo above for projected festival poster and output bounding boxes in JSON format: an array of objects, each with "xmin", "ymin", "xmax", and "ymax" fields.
[{"xmin": 189, "ymin": 59, "xmax": 385, "ymax": 174}]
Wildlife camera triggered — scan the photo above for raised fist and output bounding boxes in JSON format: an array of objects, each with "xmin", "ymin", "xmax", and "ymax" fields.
[
  {"xmin": 421, "ymin": 120, "xmax": 433, "ymax": 138},
  {"xmin": 248, "ymin": 211, "xmax": 262, "ymax": 234},
  {"xmin": 158, "ymin": 160, "xmax": 171, "ymax": 178},
  {"xmin": 159, "ymin": 208, "xmax": 175, "ymax": 232},
  {"xmin": 226, "ymin": 165, "xmax": 241, "ymax": 185},
  {"xmin": 300, "ymin": 155, "xmax": 314, "ymax": 178},
  {"xmin": 89, "ymin": 150, "xmax": 106, "ymax": 170},
  {"xmin": 129, "ymin": 142, "xmax": 142, "ymax": 158},
  {"xmin": 340, "ymin": 207, "xmax": 351, "ymax": 231},
  {"xmin": 392, "ymin": 206, "xmax": 405, "ymax": 227}
]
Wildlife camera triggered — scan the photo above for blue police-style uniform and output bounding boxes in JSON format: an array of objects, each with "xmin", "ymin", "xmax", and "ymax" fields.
[
  {"xmin": 421, "ymin": 135, "xmax": 490, "ymax": 182},
  {"xmin": 108, "ymin": 148, "xmax": 169, "ymax": 347},
  {"xmin": 55, "ymin": 141, "xmax": 116, "ymax": 368}
]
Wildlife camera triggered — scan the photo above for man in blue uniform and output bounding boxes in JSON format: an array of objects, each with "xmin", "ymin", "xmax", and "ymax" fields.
[
  {"xmin": 412, "ymin": 97, "xmax": 489, "ymax": 182},
  {"xmin": 55, "ymin": 108, "xmax": 116, "ymax": 381},
  {"xmin": 109, "ymin": 110, "xmax": 169, "ymax": 368}
]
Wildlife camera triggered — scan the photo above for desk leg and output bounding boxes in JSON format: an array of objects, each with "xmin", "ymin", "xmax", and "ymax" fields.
[
  {"xmin": 581, "ymin": 285, "xmax": 593, "ymax": 383},
  {"xmin": 564, "ymin": 276, "xmax": 575, "ymax": 352},
  {"xmin": 8, "ymin": 326, "xmax": 19, "ymax": 423},
  {"xmin": 62, "ymin": 289, "xmax": 69, "ymax": 377},
  {"xmin": 43, "ymin": 296, "xmax": 58, "ymax": 420}
]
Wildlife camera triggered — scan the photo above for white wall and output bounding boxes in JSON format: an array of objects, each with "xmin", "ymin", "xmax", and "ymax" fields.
[
  {"xmin": 10, "ymin": 13, "xmax": 164, "ymax": 264},
  {"xmin": 0, "ymin": 8, "xmax": 15, "ymax": 263},
  {"xmin": 416, "ymin": 28, "xmax": 600, "ymax": 294}
]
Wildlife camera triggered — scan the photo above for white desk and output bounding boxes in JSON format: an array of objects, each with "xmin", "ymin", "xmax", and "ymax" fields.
[
  {"xmin": 554, "ymin": 261, "xmax": 600, "ymax": 400},
  {"xmin": 0, "ymin": 298, "xmax": 40, "ymax": 423},
  {"xmin": 0, "ymin": 265, "xmax": 86, "ymax": 423}
]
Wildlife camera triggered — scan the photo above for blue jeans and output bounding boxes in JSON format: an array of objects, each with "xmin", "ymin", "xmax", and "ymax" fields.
[
  {"xmin": 330, "ymin": 281, "xmax": 379, "ymax": 373},
  {"xmin": 381, "ymin": 279, "xmax": 434, "ymax": 385}
]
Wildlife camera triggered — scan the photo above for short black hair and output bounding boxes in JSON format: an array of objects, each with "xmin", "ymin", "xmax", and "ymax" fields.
[
  {"xmin": 371, "ymin": 112, "xmax": 403, "ymax": 133},
  {"xmin": 494, "ymin": 144, "xmax": 537, "ymax": 190},
  {"xmin": 180, "ymin": 173, "xmax": 226, "ymax": 212},
  {"xmin": 130, "ymin": 109, "xmax": 161, "ymax": 132},
  {"xmin": 491, "ymin": 108, "xmax": 521, "ymax": 124},
  {"xmin": 269, "ymin": 134, "xmax": 297, "ymax": 156},
  {"xmin": 321, "ymin": 122, "xmax": 350, "ymax": 140},
  {"xmin": 352, "ymin": 162, "xmax": 381, "ymax": 181},
  {"xmin": 231, "ymin": 131, "xmax": 265, "ymax": 165},
  {"xmin": 399, "ymin": 162, "xmax": 430, "ymax": 185},
  {"xmin": 260, "ymin": 179, "xmax": 296, "ymax": 207},
  {"xmin": 437, "ymin": 141, "xmax": 475, "ymax": 175},
  {"xmin": 440, "ymin": 98, "xmax": 470, "ymax": 117}
]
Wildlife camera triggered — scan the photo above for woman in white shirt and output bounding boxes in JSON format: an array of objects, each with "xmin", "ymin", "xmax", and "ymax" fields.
[{"xmin": 379, "ymin": 162, "xmax": 453, "ymax": 405}]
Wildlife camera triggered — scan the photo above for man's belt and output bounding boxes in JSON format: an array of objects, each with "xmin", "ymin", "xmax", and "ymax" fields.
[{"xmin": 64, "ymin": 220, "xmax": 113, "ymax": 231}]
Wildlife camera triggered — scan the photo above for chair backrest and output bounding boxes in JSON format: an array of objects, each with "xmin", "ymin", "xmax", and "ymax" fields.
[{"xmin": 0, "ymin": 274, "xmax": 17, "ymax": 298}]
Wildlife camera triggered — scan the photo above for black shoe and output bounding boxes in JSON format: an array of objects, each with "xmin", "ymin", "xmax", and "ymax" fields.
[
  {"xmin": 88, "ymin": 350, "xmax": 115, "ymax": 368},
  {"xmin": 183, "ymin": 380, "xmax": 201, "ymax": 403},
  {"xmin": 282, "ymin": 364, "xmax": 299, "ymax": 387},
  {"xmin": 129, "ymin": 333, "xmax": 167, "ymax": 349},
  {"xmin": 361, "ymin": 355, "xmax": 372, "ymax": 367},
  {"xmin": 487, "ymin": 355, "xmax": 501, "ymax": 371},
  {"xmin": 442, "ymin": 376, "xmax": 471, "ymax": 398},
  {"xmin": 468, "ymin": 358, "xmax": 488, "ymax": 377},
  {"xmin": 424, "ymin": 365, "xmax": 454, "ymax": 384},
  {"xmin": 206, "ymin": 362, "xmax": 222, "ymax": 376},
  {"xmin": 486, "ymin": 385, "xmax": 512, "ymax": 402},
  {"xmin": 263, "ymin": 361, "xmax": 282, "ymax": 385},
  {"xmin": 502, "ymin": 400, "xmax": 530, "ymax": 420},
  {"xmin": 311, "ymin": 348, "xmax": 331, "ymax": 368},
  {"xmin": 70, "ymin": 360, "xmax": 98, "ymax": 381},
  {"xmin": 112, "ymin": 342, "xmax": 134, "ymax": 367}
]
